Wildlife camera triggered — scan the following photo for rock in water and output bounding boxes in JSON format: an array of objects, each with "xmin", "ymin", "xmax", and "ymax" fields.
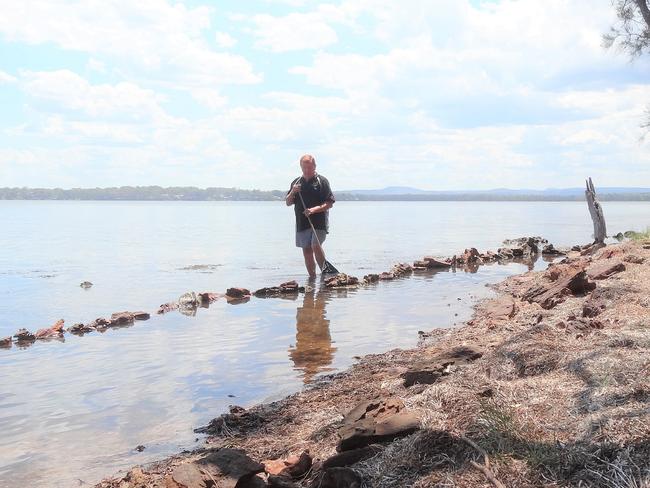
[
  {"xmin": 80, "ymin": 281, "xmax": 93, "ymax": 288},
  {"xmin": 13, "ymin": 328, "xmax": 36, "ymax": 342}
]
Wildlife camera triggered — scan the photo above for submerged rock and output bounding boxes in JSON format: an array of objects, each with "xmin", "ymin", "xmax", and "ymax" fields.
[
  {"xmin": 363, "ymin": 273, "xmax": 379, "ymax": 283},
  {"xmin": 13, "ymin": 328, "xmax": 35, "ymax": 342},
  {"xmin": 254, "ymin": 281, "xmax": 305, "ymax": 297},
  {"xmin": 199, "ymin": 292, "xmax": 222, "ymax": 305},
  {"xmin": 80, "ymin": 281, "xmax": 93, "ymax": 288},
  {"xmin": 110, "ymin": 312, "xmax": 135, "ymax": 326},
  {"xmin": 157, "ymin": 301, "xmax": 179, "ymax": 314},
  {"xmin": 91, "ymin": 317, "xmax": 111, "ymax": 331},
  {"xmin": 325, "ymin": 274, "xmax": 359, "ymax": 288},
  {"xmin": 226, "ymin": 287, "xmax": 252, "ymax": 304},
  {"xmin": 68, "ymin": 322, "xmax": 95, "ymax": 335},
  {"xmin": 421, "ymin": 257, "xmax": 452, "ymax": 269}
]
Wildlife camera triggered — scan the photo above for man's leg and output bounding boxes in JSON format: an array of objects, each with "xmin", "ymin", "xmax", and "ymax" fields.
[
  {"xmin": 302, "ymin": 247, "xmax": 317, "ymax": 278},
  {"xmin": 312, "ymin": 242, "xmax": 325, "ymax": 270}
]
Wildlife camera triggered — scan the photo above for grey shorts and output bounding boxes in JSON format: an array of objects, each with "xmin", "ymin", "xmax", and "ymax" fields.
[{"xmin": 296, "ymin": 228, "xmax": 327, "ymax": 249}]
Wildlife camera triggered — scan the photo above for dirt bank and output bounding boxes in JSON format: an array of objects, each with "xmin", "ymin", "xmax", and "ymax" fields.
[{"xmin": 96, "ymin": 240, "xmax": 650, "ymax": 488}]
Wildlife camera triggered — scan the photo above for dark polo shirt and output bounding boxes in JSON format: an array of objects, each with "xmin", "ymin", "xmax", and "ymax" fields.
[{"xmin": 288, "ymin": 174, "xmax": 335, "ymax": 232}]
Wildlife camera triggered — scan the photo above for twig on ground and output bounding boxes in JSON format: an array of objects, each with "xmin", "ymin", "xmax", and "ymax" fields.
[{"xmin": 460, "ymin": 436, "xmax": 506, "ymax": 488}]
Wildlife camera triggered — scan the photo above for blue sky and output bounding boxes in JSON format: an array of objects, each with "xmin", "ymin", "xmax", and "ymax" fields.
[{"xmin": 1, "ymin": 0, "xmax": 649, "ymax": 191}]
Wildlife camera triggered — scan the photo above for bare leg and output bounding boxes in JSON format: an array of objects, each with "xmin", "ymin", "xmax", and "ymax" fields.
[
  {"xmin": 302, "ymin": 247, "xmax": 317, "ymax": 278},
  {"xmin": 312, "ymin": 243, "xmax": 325, "ymax": 271}
]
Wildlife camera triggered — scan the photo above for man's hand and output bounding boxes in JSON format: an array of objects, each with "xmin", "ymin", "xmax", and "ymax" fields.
[
  {"xmin": 303, "ymin": 206, "xmax": 319, "ymax": 217},
  {"xmin": 290, "ymin": 183, "xmax": 301, "ymax": 195}
]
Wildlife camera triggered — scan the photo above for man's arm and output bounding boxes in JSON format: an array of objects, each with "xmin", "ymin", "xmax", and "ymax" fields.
[
  {"xmin": 286, "ymin": 179, "xmax": 301, "ymax": 206},
  {"xmin": 303, "ymin": 200, "xmax": 333, "ymax": 215}
]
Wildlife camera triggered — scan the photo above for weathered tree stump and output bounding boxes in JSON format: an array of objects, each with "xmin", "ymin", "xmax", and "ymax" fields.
[{"xmin": 585, "ymin": 177, "xmax": 606, "ymax": 245}]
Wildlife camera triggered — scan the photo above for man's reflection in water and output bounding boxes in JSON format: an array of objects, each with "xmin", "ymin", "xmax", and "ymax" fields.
[{"xmin": 288, "ymin": 288, "xmax": 337, "ymax": 383}]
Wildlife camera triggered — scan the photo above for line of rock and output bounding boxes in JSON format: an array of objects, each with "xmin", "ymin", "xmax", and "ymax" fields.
[{"xmin": 1, "ymin": 237, "xmax": 567, "ymax": 350}]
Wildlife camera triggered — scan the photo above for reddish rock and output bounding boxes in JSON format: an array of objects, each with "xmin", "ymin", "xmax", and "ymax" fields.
[
  {"xmin": 166, "ymin": 463, "xmax": 206, "ymax": 488},
  {"xmin": 401, "ymin": 346, "xmax": 483, "ymax": 387},
  {"xmin": 484, "ymin": 297, "xmax": 517, "ymax": 322},
  {"xmin": 325, "ymin": 274, "xmax": 359, "ymax": 288},
  {"xmin": 337, "ymin": 397, "xmax": 420, "ymax": 451},
  {"xmin": 263, "ymin": 451, "xmax": 311, "ymax": 479},
  {"xmin": 378, "ymin": 272, "xmax": 394, "ymax": 280},
  {"xmin": 422, "ymin": 257, "xmax": 452, "ymax": 268},
  {"xmin": 522, "ymin": 267, "xmax": 595, "ymax": 309},
  {"xmin": 0, "ymin": 336, "xmax": 12, "ymax": 348},
  {"xmin": 133, "ymin": 311, "xmax": 150, "ymax": 320},
  {"xmin": 35, "ymin": 319, "xmax": 65, "ymax": 339},
  {"xmin": 587, "ymin": 260, "xmax": 626, "ymax": 280}
]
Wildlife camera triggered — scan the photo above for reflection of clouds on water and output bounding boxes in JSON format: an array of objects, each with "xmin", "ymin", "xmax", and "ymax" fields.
[{"xmin": 288, "ymin": 289, "xmax": 337, "ymax": 384}]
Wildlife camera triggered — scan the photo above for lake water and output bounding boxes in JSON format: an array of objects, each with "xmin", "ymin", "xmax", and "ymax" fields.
[{"xmin": 0, "ymin": 201, "xmax": 648, "ymax": 488}]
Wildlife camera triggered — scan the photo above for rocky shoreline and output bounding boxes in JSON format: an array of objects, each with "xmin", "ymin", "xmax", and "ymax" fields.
[
  {"xmin": 1, "ymin": 236, "xmax": 566, "ymax": 351},
  {"xmin": 92, "ymin": 237, "xmax": 650, "ymax": 487}
]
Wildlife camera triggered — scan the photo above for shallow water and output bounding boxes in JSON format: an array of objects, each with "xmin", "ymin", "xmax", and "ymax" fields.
[{"xmin": 0, "ymin": 201, "xmax": 648, "ymax": 488}]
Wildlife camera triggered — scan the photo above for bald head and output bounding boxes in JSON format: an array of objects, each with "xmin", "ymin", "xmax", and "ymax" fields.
[{"xmin": 299, "ymin": 154, "xmax": 316, "ymax": 179}]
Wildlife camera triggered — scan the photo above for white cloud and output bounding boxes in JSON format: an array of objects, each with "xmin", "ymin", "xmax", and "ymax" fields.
[
  {"xmin": 21, "ymin": 70, "xmax": 168, "ymax": 122},
  {"xmin": 245, "ymin": 3, "xmax": 363, "ymax": 53},
  {"xmin": 0, "ymin": 0, "xmax": 260, "ymax": 89},
  {"xmin": 0, "ymin": 70, "xmax": 17, "ymax": 83},
  {"xmin": 215, "ymin": 31, "xmax": 237, "ymax": 49},
  {"xmin": 250, "ymin": 12, "xmax": 338, "ymax": 52}
]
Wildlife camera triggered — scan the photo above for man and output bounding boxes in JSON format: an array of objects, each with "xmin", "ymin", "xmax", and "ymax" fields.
[{"xmin": 286, "ymin": 154, "xmax": 335, "ymax": 278}]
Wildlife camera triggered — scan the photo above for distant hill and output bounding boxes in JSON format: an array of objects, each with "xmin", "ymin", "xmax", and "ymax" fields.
[
  {"xmin": 1, "ymin": 186, "xmax": 649, "ymax": 201},
  {"xmin": 340, "ymin": 186, "xmax": 650, "ymax": 198}
]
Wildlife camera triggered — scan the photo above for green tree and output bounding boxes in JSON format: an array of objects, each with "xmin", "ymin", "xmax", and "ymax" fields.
[{"xmin": 604, "ymin": 1, "xmax": 650, "ymax": 129}]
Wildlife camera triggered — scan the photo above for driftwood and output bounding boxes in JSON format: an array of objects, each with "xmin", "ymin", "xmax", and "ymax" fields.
[
  {"xmin": 461, "ymin": 436, "xmax": 506, "ymax": 488},
  {"xmin": 585, "ymin": 177, "xmax": 606, "ymax": 244}
]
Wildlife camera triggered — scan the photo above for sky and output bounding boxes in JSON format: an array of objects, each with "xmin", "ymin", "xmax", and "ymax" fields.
[{"xmin": 0, "ymin": 0, "xmax": 649, "ymax": 191}]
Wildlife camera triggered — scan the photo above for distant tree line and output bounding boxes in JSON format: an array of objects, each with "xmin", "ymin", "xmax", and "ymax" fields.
[
  {"xmin": 0, "ymin": 186, "xmax": 285, "ymax": 201},
  {"xmin": 1, "ymin": 186, "xmax": 649, "ymax": 201}
]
